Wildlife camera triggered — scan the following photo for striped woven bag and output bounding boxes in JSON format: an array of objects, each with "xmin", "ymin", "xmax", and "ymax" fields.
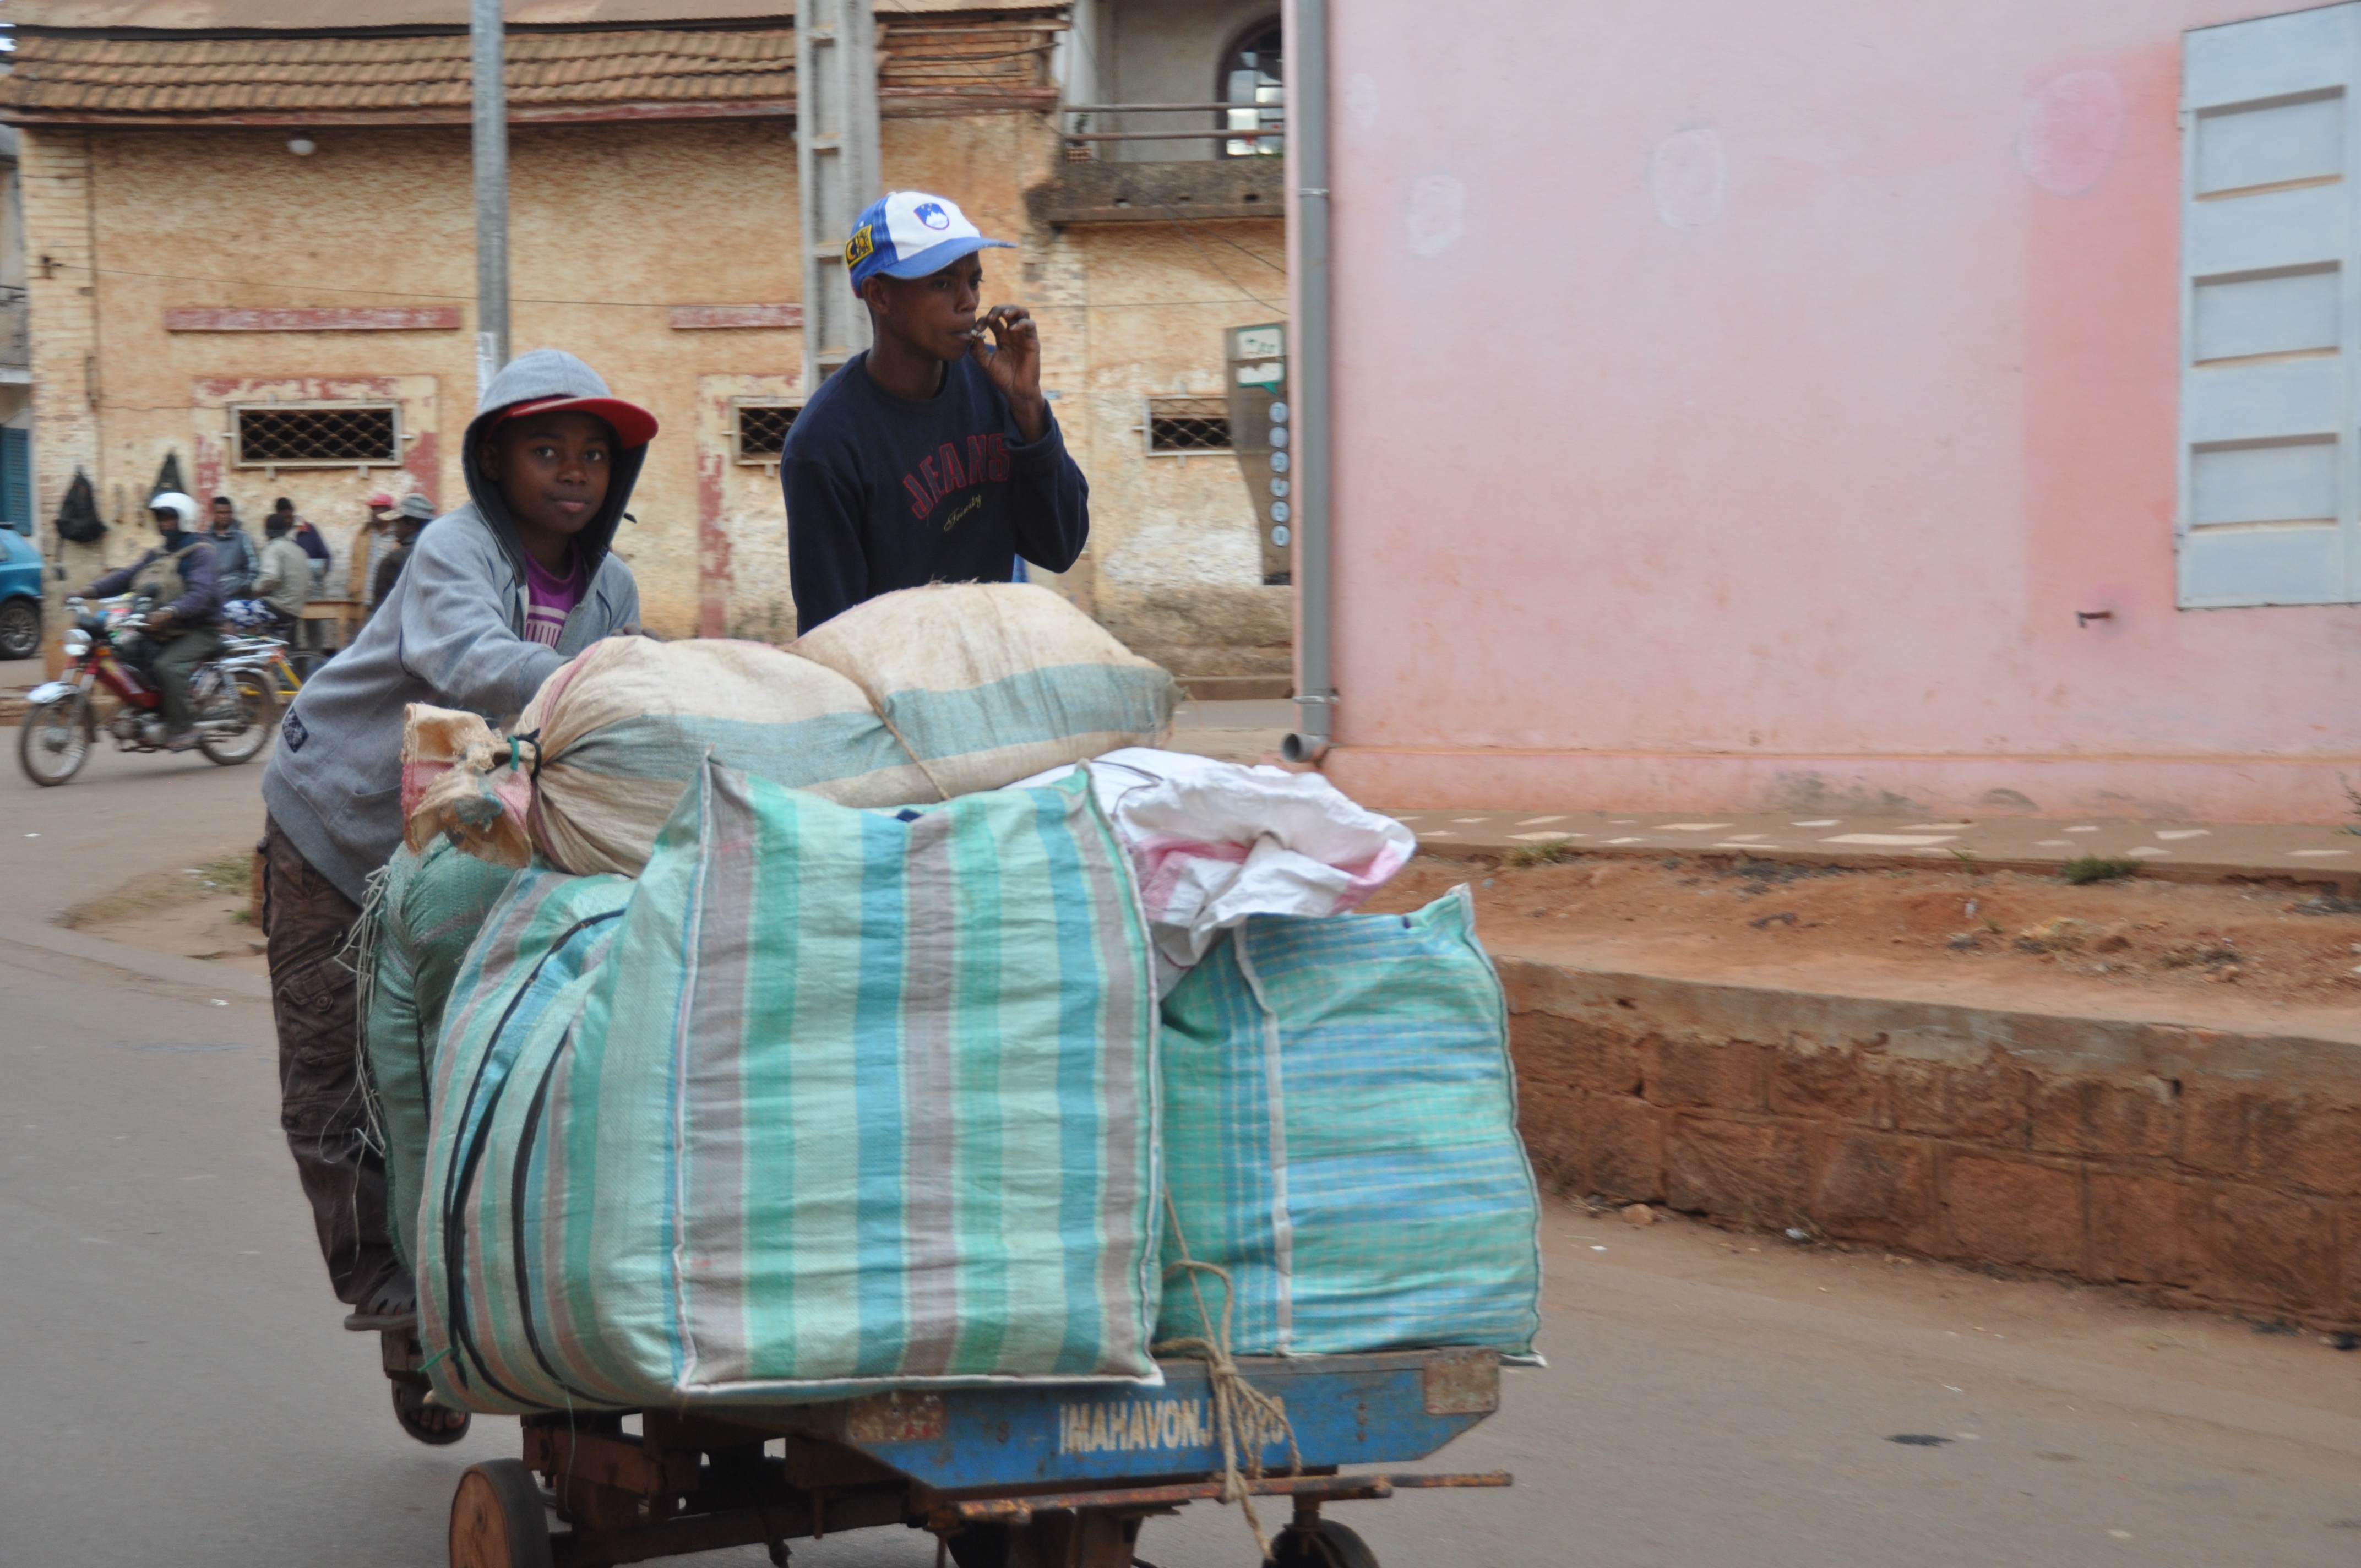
[
  {"xmin": 1156, "ymin": 888, "xmax": 1543, "ymax": 1358},
  {"xmin": 418, "ymin": 760, "xmax": 1164, "ymax": 1412}
]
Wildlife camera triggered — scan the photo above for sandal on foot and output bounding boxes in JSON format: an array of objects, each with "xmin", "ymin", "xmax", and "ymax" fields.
[
  {"xmin": 391, "ymin": 1381, "xmax": 471, "ymax": 1446},
  {"xmin": 343, "ymin": 1272, "xmax": 418, "ymax": 1333}
]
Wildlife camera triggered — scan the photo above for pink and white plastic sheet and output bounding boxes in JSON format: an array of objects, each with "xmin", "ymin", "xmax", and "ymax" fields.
[{"xmin": 1015, "ymin": 748, "xmax": 1417, "ymax": 989}]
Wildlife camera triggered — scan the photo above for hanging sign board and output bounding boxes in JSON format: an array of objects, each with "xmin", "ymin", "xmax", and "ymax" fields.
[{"xmin": 1225, "ymin": 323, "xmax": 1291, "ymax": 585}]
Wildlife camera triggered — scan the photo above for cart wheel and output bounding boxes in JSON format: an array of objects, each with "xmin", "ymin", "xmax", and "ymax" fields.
[
  {"xmin": 394, "ymin": 1381, "xmax": 472, "ymax": 1446},
  {"xmin": 450, "ymin": 1460, "xmax": 554, "ymax": 1568},
  {"xmin": 1271, "ymin": 1520, "xmax": 1379, "ymax": 1568}
]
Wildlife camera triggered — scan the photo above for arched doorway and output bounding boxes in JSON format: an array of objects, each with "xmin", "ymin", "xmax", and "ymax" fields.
[{"xmin": 1220, "ymin": 19, "xmax": 1283, "ymax": 157}]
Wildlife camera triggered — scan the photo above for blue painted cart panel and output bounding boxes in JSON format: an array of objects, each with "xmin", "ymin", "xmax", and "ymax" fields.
[{"xmin": 759, "ymin": 1350, "xmax": 1500, "ymax": 1493}]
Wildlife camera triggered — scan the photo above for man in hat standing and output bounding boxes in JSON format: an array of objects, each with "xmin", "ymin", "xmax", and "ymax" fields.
[
  {"xmin": 367, "ymin": 494, "xmax": 434, "ymax": 614},
  {"xmin": 780, "ymin": 190, "xmax": 1089, "ymax": 633},
  {"xmin": 358, "ymin": 491, "xmax": 400, "ymax": 609}
]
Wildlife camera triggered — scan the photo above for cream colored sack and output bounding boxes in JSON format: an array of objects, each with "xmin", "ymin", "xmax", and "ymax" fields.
[
  {"xmin": 406, "ymin": 638, "xmax": 916, "ymax": 875},
  {"xmin": 793, "ymin": 582, "xmax": 1176, "ymax": 799},
  {"xmin": 404, "ymin": 585, "xmax": 1174, "ymax": 876}
]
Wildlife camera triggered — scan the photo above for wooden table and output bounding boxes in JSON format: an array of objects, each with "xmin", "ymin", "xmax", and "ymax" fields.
[{"xmin": 297, "ymin": 597, "xmax": 366, "ymax": 650}]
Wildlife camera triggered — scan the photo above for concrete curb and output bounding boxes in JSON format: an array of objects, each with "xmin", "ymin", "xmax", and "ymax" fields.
[
  {"xmin": 1500, "ymin": 949, "xmax": 2361, "ymax": 1329},
  {"xmin": 0, "ymin": 914, "xmax": 271, "ymax": 1004},
  {"xmin": 1386, "ymin": 806, "xmax": 2361, "ymax": 894}
]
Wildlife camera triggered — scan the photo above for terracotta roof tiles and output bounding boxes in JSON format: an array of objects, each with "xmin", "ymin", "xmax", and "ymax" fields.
[{"xmin": 0, "ymin": 13, "xmax": 1060, "ymax": 122}]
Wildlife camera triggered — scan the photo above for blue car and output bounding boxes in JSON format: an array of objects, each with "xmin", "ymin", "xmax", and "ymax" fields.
[{"xmin": 0, "ymin": 526, "xmax": 40, "ymax": 661}]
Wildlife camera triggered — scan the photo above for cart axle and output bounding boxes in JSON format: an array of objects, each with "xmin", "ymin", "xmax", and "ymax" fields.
[{"xmin": 935, "ymin": 1470, "xmax": 1513, "ymax": 1528}]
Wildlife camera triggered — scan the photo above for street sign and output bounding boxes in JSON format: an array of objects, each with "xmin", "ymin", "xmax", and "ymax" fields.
[{"xmin": 1225, "ymin": 323, "xmax": 1291, "ymax": 585}]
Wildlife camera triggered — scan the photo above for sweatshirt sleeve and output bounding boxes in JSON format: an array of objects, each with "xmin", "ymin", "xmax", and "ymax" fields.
[
  {"xmin": 393, "ymin": 530, "xmax": 565, "ymax": 721},
  {"xmin": 1004, "ymin": 407, "xmax": 1090, "ymax": 574},
  {"xmin": 164, "ymin": 541, "xmax": 222, "ymax": 622},
  {"xmin": 84, "ymin": 552, "xmax": 150, "ymax": 598},
  {"xmin": 785, "ymin": 455, "xmax": 869, "ymax": 635}
]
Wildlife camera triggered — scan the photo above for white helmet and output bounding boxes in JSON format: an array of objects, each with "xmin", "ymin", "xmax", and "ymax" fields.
[{"xmin": 148, "ymin": 491, "xmax": 201, "ymax": 529}]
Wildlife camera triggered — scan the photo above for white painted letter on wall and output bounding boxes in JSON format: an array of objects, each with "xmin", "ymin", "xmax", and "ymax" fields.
[
  {"xmin": 1649, "ymin": 128, "xmax": 1726, "ymax": 230},
  {"xmin": 2019, "ymin": 70, "xmax": 2125, "ymax": 195},
  {"xmin": 1404, "ymin": 171, "xmax": 1466, "ymax": 257}
]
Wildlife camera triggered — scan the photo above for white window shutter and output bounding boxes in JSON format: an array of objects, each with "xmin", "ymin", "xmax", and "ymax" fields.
[{"xmin": 2180, "ymin": 3, "xmax": 2361, "ymax": 607}]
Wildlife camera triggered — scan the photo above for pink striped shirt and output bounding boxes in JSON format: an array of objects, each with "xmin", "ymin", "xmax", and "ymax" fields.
[{"xmin": 522, "ymin": 546, "xmax": 584, "ymax": 647}]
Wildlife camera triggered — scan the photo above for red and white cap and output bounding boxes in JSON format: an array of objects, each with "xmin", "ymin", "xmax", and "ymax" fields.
[{"xmin": 497, "ymin": 393, "xmax": 660, "ymax": 447}]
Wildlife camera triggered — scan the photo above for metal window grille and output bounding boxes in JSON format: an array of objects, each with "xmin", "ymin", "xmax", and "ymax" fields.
[
  {"xmin": 232, "ymin": 404, "xmax": 401, "ymax": 467},
  {"xmin": 735, "ymin": 402, "xmax": 801, "ymax": 462},
  {"xmin": 1146, "ymin": 395, "xmax": 1232, "ymax": 454}
]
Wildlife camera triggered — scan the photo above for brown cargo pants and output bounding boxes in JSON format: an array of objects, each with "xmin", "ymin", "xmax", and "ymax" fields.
[{"xmin": 261, "ymin": 816, "xmax": 405, "ymax": 1311}]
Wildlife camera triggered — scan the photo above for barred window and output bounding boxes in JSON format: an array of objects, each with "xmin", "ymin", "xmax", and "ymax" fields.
[
  {"xmin": 735, "ymin": 401, "xmax": 801, "ymax": 463},
  {"xmin": 232, "ymin": 404, "xmax": 401, "ymax": 467},
  {"xmin": 1146, "ymin": 395, "xmax": 1231, "ymax": 454}
]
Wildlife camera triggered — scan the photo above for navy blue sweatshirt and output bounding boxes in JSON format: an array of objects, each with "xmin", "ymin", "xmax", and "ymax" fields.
[{"xmin": 782, "ymin": 351, "xmax": 1090, "ymax": 633}]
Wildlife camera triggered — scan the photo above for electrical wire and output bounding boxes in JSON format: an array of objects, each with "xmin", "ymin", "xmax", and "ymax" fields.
[
  {"xmin": 1151, "ymin": 203, "xmax": 1285, "ymax": 314},
  {"xmin": 1153, "ymin": 199, "xmax": 1287, "ymax": 275}
]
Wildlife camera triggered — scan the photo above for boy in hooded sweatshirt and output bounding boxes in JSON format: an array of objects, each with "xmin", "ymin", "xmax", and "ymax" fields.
[{"xmin": 258, "ymin": 350, "xmax": 655, "ymax": 1351}]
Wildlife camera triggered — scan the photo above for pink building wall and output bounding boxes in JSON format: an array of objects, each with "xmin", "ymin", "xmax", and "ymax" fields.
[{"xmin": 1302, "ymin": 0, "xmax": 2361, "ymax": 823}]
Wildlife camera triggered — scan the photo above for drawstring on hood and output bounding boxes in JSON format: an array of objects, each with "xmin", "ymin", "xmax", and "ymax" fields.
[{"xmin": 464, "ymin": 350, "xmax": 653, "ymax": 590}]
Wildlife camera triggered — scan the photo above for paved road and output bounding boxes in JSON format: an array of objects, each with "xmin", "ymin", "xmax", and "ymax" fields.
[{"xmin": 7, "ymin": 741, "xmax": 2361, "ymax": 1566}]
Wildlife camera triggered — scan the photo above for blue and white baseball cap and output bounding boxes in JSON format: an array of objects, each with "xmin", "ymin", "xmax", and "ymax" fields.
[{"xmin": 845, "ymin": 191, "xmax": 1013, "ymax": 295}]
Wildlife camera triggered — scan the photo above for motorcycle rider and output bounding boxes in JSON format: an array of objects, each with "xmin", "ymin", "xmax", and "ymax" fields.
[{"xmin": 81, "ymin": 492, "xmax": 224, "ymax": 752}]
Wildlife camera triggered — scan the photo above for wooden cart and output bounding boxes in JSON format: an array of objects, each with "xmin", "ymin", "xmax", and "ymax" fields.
[{"xmin": 440, "ymin": 1347, "xmax": 1512, "ymax": 1568}]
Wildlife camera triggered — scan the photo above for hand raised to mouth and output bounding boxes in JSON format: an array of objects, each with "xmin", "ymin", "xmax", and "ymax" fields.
[{"xmin": 971, "ymin": 304, "xmax": 1046, "ymax": 442}]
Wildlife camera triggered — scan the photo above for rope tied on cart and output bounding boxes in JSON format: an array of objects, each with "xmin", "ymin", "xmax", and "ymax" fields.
[
  {"xmin": 874, "ymin": 709, "xmax": 953, "ymax": 803},
  {"xmin": 1154, "ymin": 1194, "xmax": 1302, "ymax": 1562}
]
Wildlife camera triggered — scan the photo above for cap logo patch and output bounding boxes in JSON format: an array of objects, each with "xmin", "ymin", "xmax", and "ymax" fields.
[
  {"xmin": 913, "ymin": 201, "xmax": 952, "ymax": 231},
  {"xmin": 845, "ymin": 224, "xmax": 875, "ymax": 266}
]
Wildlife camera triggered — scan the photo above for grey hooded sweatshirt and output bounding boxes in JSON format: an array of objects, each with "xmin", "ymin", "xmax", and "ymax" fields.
[{"xmin": 261, "ymin": 350, "xmax": 646, "ymax": 902}]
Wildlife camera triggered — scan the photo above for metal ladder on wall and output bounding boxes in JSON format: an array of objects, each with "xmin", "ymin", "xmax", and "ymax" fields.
[{"xmin": 796, "ymin": 0, "xmax": 883, "ymax": 389}]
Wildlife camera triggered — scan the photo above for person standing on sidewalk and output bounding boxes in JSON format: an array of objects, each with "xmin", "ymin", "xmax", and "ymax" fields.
[
  {"xmin": 257, "ymin": 351, "xmax": 653, "ymax": 1380},
  {"xmin": 244, "ymin": 508, "xmax": 314, "ymax": 633},
  {"xmin": 781, "ymin": 190, "xmax": 1089, "ymax": 633},
  {"xmin": 206, "ymin": 494, "xmax": 258, "ymax": 600},
  {"xmin": 358, "ymin": 491, "xmax": 399, "ymax": 608},
  {"xmin": 366, "ymin": 494, "xmax": 433, "ymax": 614},
  {"xmin": 276, "ymin": 498, "xmax": 329, "ymax": 588}
]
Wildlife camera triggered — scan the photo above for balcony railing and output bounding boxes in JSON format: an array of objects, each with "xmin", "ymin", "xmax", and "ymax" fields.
[
  {"xmin": 0, "ymin": 287, "xmax": 26, "ymax": 371},
  {"xmin": 1060, "ymin": 99, "xmax": 1284, "ymax": 161}
]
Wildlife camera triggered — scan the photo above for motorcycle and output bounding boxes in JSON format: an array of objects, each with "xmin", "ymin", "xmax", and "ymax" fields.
[{"xmin": 17, "ymin": 595, "xmax": 282, "ymax": 786}]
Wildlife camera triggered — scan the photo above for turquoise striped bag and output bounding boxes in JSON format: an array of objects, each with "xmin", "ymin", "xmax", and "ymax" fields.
[
  {"xmin": 417, "ymin": 760, "xmax": 1163, "ymax": 1413},
  {"xmin": 1156, "ymin": 888, "xmax": 1542, "ymax": 1358},
  {"xmin": 357, "ymin": 837, "xmax": 523, "ymax": 1269}
]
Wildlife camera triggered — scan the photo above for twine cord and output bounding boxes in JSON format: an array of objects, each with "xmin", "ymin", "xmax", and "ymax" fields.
[
  {"xmin": 1153, "ymin": 1193, "xmax": 1302, "ymax": 1562},
  {"xmin": 874, "ymin": 708, "xmax": 953, "ymax": 803}
]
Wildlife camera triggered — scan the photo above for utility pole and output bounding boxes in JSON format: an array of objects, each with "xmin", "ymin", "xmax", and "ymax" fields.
[
  {"xmin": 471, "ymin": 0, "xmax": 510, "ymax": 399},
  {"xmin": 796, "ymin": 0, "xmax": 882, "ymax": 390}
]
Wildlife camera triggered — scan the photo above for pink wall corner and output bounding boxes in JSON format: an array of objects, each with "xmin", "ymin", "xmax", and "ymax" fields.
[{"xmin": 1312, "ymin": 0, "xmax": 2361, "ymax": 823}]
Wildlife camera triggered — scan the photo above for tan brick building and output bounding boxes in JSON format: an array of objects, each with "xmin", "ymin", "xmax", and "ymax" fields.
[{"xmin": 1, "ymin": 0, "xmax": 1290, "ymax": 684}]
